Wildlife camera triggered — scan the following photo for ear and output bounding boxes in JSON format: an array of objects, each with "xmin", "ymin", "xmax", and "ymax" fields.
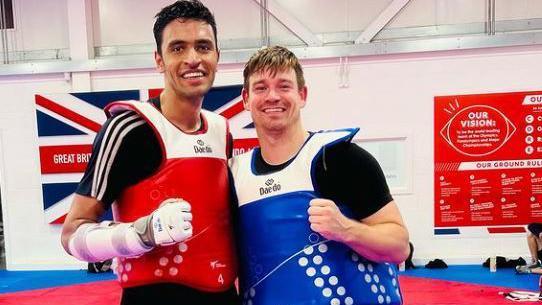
[
  {"xmin": 242, "ymin": 88, "xmax": 251, "ymax": 111},
  {"xmin": 154, "ymin": 51, "xmax": 165, "ymax": 73},
  {"xmin": 216, "ymin": 48, "xmax": 221, "ymax": 71},
  {"xmin": 299, "ymin": 86, "xmax": 308, "ymax": 108}
]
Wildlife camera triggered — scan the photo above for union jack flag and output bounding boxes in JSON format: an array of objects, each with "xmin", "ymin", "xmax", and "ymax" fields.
[{"xmin": 35, "ymin": 86, "xmax": 256, "ymax": 224}]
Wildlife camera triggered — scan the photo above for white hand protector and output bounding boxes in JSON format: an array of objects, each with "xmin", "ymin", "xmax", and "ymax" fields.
[
  {"xmin": 133, "ymin": 198, "xmax": 193, "ymax": 247},
  {"xmin": 68, "ymin": 221, "xmax": 152, "ymax": 262},
  {"xmin": 67, "ymin": 198, "xmax": 192, "ymax": 262}
]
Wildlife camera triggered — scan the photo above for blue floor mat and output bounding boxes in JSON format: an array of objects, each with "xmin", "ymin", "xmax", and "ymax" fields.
[
  {"xmin": 401, "ymin": 265, "xmax": 540, "ymax": 291},
  {"xmin": 0, "ymin": 265, "xmax": 540, "ymax": 294},
  {"xmin": 0, "ymin": 270, "xmax": 116, "ymax": 294}
]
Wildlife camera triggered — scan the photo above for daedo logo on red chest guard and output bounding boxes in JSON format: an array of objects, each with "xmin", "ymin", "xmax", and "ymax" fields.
[{"xmin": 194, "ymin": 139, "xmax": 213, "ymax": 154}]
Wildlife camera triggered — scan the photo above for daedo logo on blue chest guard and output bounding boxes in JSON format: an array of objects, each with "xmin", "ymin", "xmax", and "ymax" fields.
[
  {"xmin": 193, "ymin": 139, "xmax": 213, "ymax": 154},
  {"xmin": 259, "ymin": 178, "xmax": 282, "ymax": 195}
]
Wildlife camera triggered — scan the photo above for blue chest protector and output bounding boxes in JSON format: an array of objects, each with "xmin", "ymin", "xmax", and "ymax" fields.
[{"xmin": 230, "ymin": 129, "xmax": 402, "ymax": 305}]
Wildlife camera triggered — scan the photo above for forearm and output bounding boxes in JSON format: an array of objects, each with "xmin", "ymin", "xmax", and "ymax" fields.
[
  {"xmin": 62, "ymin": 196, "xmax": 192, "ymax": 262},
  {"xmin": 340, "ymin": 218, "xmax": 409, "ymax": 264},
  {"xmin": 67, "ymin": 221, "xmax": 152, "ymax": 262},
  {"xmin": 62, "ymin": 197, "xmax": 150, "ymax": 262}
]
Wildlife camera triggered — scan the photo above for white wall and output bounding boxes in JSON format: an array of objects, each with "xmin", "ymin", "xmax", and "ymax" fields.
[
  {"xmin": 0, "ymin": 74, "xmax": 73, "ymax": 269},
  {"xmin": 10, "ymin": 0, "xmax": 69, "ymax": 52},
  {"xmin": 10, "ymin": 0, "xmax": 542, "ymax": 53},
  {"xmin": 1, "ymin": 45, "xmax": 542, "ymax": 270},
  {"xmin": 92, "ymin": 0, "xmax": 263, "ymax": 48},
  {"xmin": 496, "ymin": 0, "xmax": 542, "ymax": 21}
]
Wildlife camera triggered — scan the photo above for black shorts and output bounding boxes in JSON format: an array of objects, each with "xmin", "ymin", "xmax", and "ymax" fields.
[
  {"xmin": 528, "ymin": 223, "xmax": 542, "ymax": 237},
  {"xmin": 121, "ymin": 283, "xmax": 240, "ymax": 305}
]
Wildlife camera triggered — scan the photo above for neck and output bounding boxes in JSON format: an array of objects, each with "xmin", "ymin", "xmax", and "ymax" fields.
[
  {"xmin": 160, "ymin": 89, "xmax": 203, "ymax": 132},
  {"xmin": 258, "ymin": 123, "xmax": 309, "ymax": 165}
]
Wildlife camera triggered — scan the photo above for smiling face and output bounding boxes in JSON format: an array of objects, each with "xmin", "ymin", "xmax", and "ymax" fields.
[
  {"xmin": 155, "ymin": 18, "xmax": 219, "ymax": 102},
  {"xmin": 242, "ymin": 67, "xmax": 307, "ymax": 134}
]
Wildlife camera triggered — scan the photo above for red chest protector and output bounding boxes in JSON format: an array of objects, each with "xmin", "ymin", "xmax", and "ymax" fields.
[{"xmin": 105, "ymin": 100, "xmax": 236, "ymax": 291}]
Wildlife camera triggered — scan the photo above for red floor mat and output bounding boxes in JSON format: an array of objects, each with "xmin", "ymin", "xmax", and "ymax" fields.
[
  {"xmin": 401, "ymin": 275, "xmax": 524, "ymax": 305},
  {"xmin": 0, "ymin": 276, "xmax": 527, "ymax": 305},
  {"xmin": 0, "ymin": 280, "xmax": 120, "ymax": 305}
]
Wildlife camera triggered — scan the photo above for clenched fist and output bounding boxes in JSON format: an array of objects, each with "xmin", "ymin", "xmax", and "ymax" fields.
[
  {"xmin": 133, "ymin": 198, "xmax": 193, "ymax": 247},
  {"xmin": 308, "ymin": 198, "xmax": 352, "ymax": 243}
]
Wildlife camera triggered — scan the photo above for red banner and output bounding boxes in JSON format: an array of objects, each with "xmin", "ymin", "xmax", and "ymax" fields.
[
  {"xmin": 39, "ymin": 145, "xmax": 93, "ymax": 174},
  {"xmin": 233, "ymin": 138, "xmax": 259, "ymax": 156},
  {"xmin": 435, "ymin": 91, "xmax": 542, "ymax": 228}
]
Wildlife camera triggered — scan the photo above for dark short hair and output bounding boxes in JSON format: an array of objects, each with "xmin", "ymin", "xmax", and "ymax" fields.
[
  {"xmin": 153, "ymin": 0, "xmax": 218, "ymax": 54},
  {"xmin": 243, "ymin": 46, "xmax": 305, "ymax": 90}
]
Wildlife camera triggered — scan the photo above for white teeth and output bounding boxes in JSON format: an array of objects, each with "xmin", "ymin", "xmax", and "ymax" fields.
[
  {"xmin": 264, "ymin": 108, "xmax": 284, "ymax": 113},
  {"xmin": 182, "ymin": 72, "xmax": 204, "ymax": 79}
]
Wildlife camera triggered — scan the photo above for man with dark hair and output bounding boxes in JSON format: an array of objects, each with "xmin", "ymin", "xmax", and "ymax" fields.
[
  {"xmin": 61, "ymin": 1, "xmax": 239, "ymax": 304},
  {"xmin": 153, "ymin": 0, "xmax": 217, "ymax": 53},
  {"xmin": 230, "ymin": 46, "xmax": 409, "ymax": 305}
]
